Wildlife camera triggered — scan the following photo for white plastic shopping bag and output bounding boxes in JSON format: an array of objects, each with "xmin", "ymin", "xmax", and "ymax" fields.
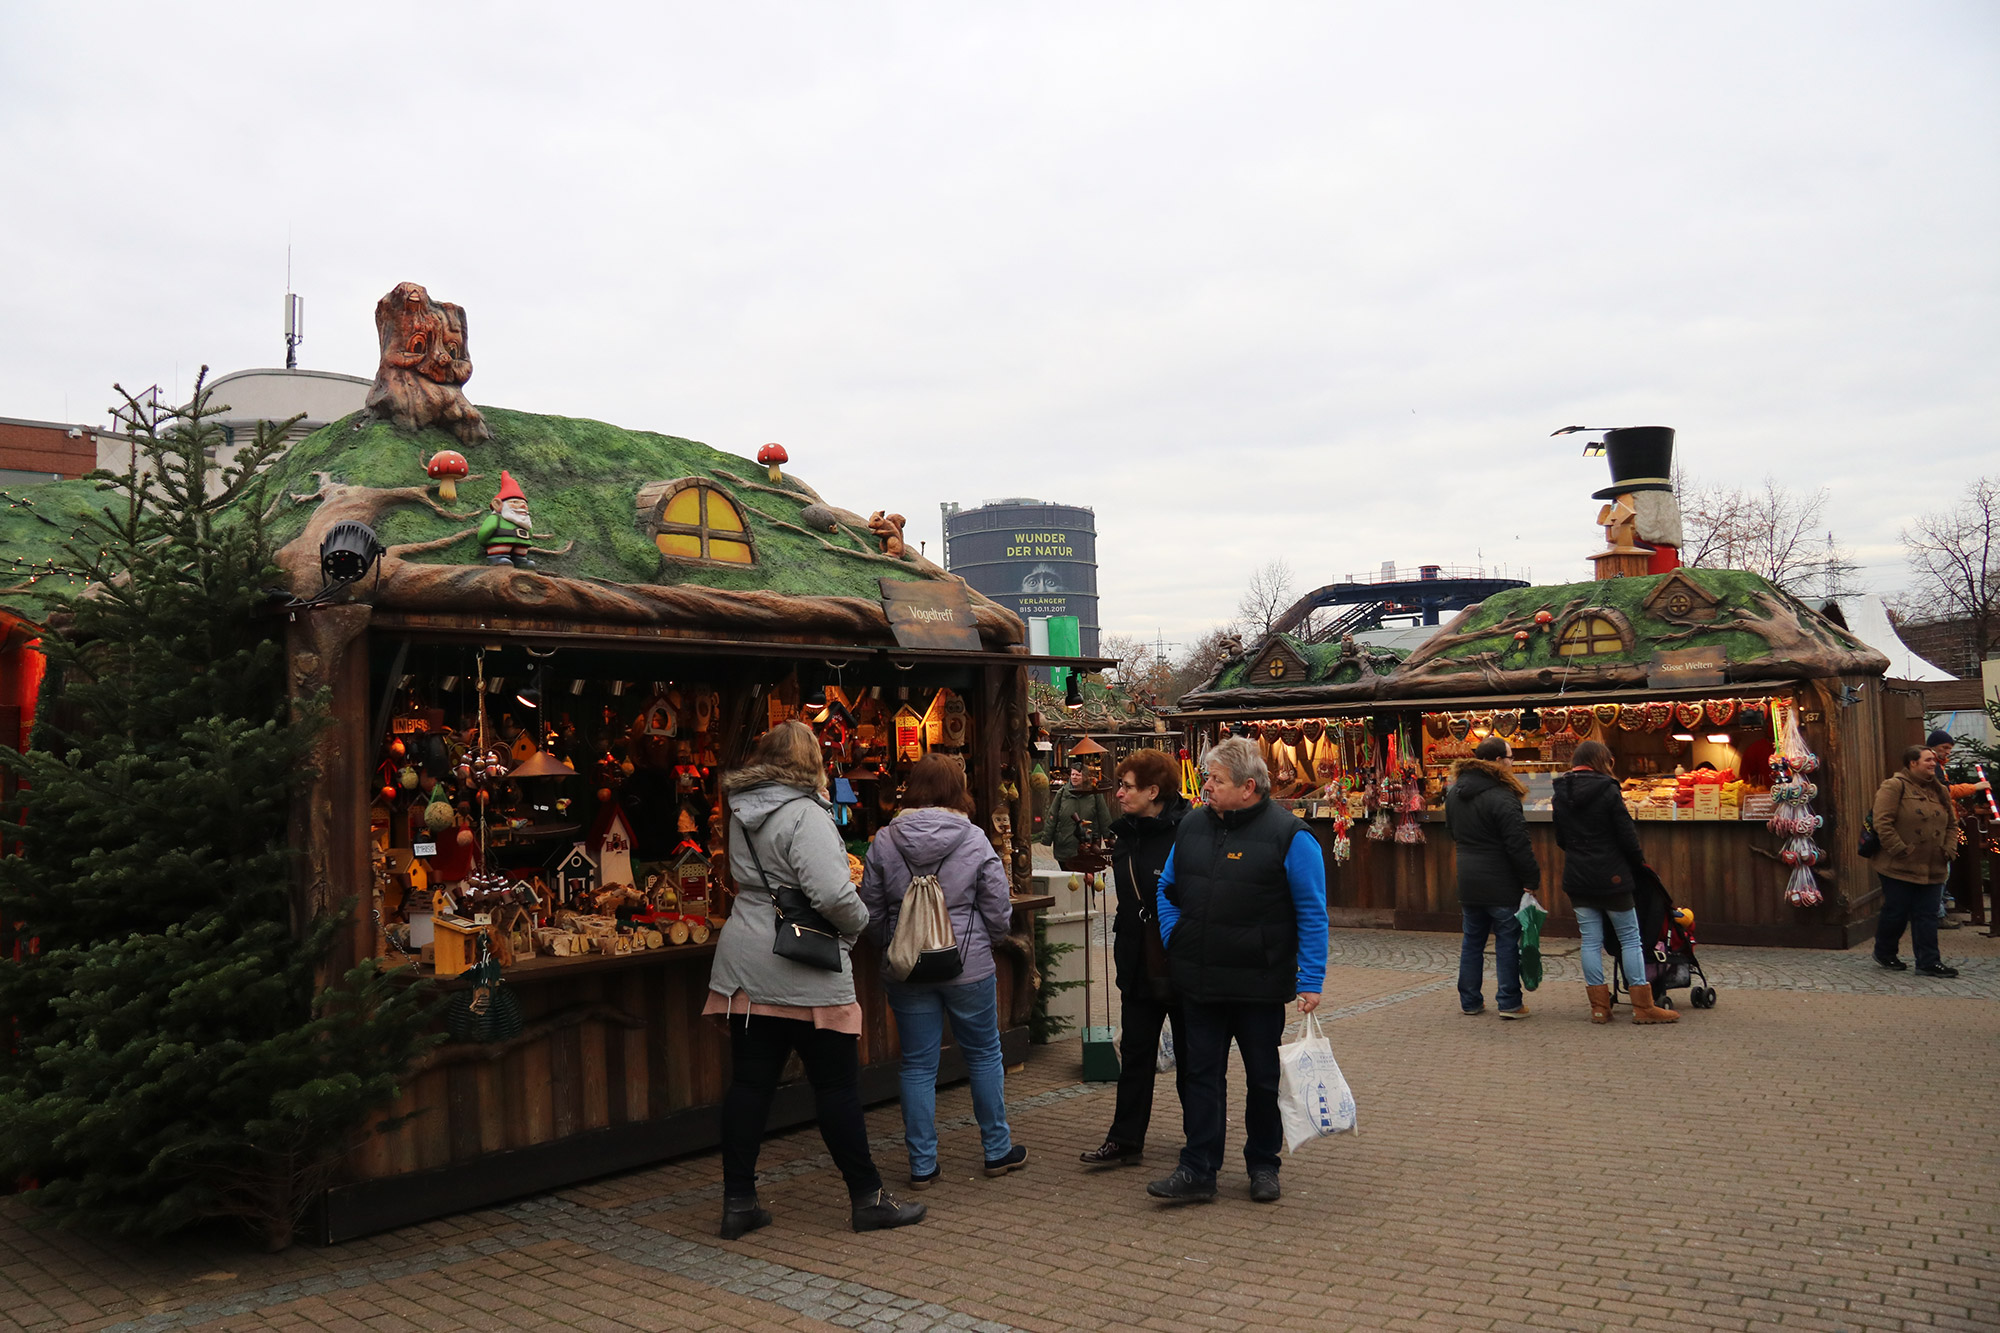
[
  {"xmin": 1277, "ymin": 1012, "xmax": 1357, "ymax": 1152},
  {"xmin": 1156, "ymin": 1022, "xmax": 1177, "ymax": 1073}
]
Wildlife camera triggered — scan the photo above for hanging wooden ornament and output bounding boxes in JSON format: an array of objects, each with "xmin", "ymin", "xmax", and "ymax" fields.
[
  {"xmin": 940, "ymin": 691, "xmax": 969, "ymax": 747},
  {"xmin": 1705, "ymin": 698, "xmax": 1737, "ymax": 727},
  {"xmin": 694, "ymin": 687, "xmax": 715, "ymax": 732},
  {"xmin": 893, "ymin": 704, "xmax": 925, "ymax": 760},
  {"xmin": 1674, "ymin": 701, "xmax": 1704, "ymax": 729}
]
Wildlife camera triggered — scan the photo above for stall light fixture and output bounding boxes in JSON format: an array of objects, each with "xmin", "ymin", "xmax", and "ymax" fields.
[
  {"xmin": 516, "ymin": 680, "xmax": 541, "ymax": 709},
  {"xmin": 1672, "ymin": 732, "xmax": 1695, "ymax": 742},
  {"xmin": 569, "ymin": 679, "xmax": 587, "ymax": 696},
  {"xmin": 1706, "ymin": 733, "xmax": 1732, "ymax": 744},
  {"xmin": 486, "ymin": 676, "xmax": 507, "ymax": 695},
  {"xmin": 1063, "ymin": 674, "xmax": 1084, "ymax": 709},
  {"xmin": 439, "ymin": 675, "xmax": 459, "ymax": 692},
  {"xmin": 609, "ymin": 680, "xmax": 627, "ymax": 697}
]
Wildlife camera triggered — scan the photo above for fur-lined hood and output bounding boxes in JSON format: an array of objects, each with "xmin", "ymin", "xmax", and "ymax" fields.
[
  {"xmin": 721, "ymin": 760, "xmax": 825, "ymax": 799},
  {"xmin": 1449, "ymin": 756, "xmax": 1527, "ymax": 799}
]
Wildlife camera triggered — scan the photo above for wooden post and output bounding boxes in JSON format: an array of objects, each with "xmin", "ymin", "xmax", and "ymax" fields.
[{"xmin": 287, "ymin": 604, "xmax": 373, "ymax": 983}]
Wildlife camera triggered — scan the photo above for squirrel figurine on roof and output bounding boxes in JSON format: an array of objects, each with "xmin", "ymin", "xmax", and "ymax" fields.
[{"xmin": 868, "ymin": 510, "xmax": 907, "ymax": 558}]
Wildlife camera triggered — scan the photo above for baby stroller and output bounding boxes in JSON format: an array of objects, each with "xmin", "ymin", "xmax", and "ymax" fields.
[{"xmin": 1610, "ymin": 864, "xmax": 1718, "ymax": 1011}]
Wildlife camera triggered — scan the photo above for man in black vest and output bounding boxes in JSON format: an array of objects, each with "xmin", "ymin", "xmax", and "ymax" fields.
[{"xmin": 1148, "ymin": 737, "xmax": 1328, "ymax": 1204}]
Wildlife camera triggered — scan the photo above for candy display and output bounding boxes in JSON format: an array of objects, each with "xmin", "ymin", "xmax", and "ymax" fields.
[{"xmin": 1766, "ymin": 700, "xmax": 1824, "ymax": 907}]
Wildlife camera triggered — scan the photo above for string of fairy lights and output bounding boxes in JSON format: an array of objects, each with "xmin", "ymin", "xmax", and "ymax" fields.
[{"xmin": 0, "ymin": 489, "xmax": 90, "ymax": 589}]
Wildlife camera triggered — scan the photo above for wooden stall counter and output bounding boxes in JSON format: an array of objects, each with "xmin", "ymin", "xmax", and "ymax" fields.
[
  {"xmin": 328, "ymin": 902, "xmax": 1043, "ymax": 1244},
  {"xmin": 1311, "ymin": 813, "xmax": 1857, "ymax": 949}
]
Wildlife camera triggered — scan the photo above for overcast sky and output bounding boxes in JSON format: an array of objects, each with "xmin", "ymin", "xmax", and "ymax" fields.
[{"xmin": 4, "ymin": 3, "xmax": 1994, "ymax": 645}]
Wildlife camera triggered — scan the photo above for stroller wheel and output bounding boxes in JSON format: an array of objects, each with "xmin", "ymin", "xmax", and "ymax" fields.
[
  {"xmin": 1659, "ymin": 995, "xmax": 1675, "ymax": 1010},
  {"xmin": 1692, "ymin": 987, "xmax": 1717, "ymax": 1009}
]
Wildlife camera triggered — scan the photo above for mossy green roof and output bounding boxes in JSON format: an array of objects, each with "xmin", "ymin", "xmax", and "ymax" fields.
[
  {"xmin": 1408, "ymin": 569, "xmax": 1779, "ymax": 675},
  {"xmin": 1207, "ymin": 633, "xmax": 1410, "ymax": 692},
  {"xmin": 0, "ymin": 479, "xmax": 119, "ymax": 623},
  {"xmin": 262, "ymin": 407, "xmax": 933, "ymax": 601}
]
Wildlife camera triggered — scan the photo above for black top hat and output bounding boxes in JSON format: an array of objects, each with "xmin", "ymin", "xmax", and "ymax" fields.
[{"xmin": 1592, "ymin": 426, "xmax": 1676, "ymax": 500}]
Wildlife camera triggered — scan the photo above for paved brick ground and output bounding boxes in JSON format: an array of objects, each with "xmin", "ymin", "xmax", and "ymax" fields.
[{"xmin": 4, "ymin": 929, "xmax": 1995, "ymax": 1333}]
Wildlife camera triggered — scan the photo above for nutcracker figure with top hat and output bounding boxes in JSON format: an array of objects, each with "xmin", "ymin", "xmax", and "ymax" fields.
[{"xmin": 1557, "ymin": 425, "xmax": 1684, "ymax": 579}]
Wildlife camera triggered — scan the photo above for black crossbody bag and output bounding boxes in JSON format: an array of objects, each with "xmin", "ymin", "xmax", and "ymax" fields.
[{"xmin": 739, "ymin": 801, "xmax": 845, "ymax": 972}]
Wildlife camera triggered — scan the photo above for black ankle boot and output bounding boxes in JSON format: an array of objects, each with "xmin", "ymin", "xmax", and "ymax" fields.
[
  {"xmin": 719, "ymin": 1195, "xmax": 772, "ymax": 1239},
  {"xmin": 850, "ymin": 1188, "xmax": 926, "ymax": 1233}
]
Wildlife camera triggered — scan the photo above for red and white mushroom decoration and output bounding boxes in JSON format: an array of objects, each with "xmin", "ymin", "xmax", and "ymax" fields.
[
  {"xmin": 427, "ymin": 450, "xmax": 469, "ymax": 502},
  {"xmin": 757, "ymin": 442, "xmax": 788, "ymax": 483},
  {"xmin": 1533, "ymin": 609, "xmax": 1555, "ymax": 632}
]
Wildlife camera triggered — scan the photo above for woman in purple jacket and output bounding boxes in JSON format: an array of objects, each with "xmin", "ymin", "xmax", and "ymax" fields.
[{"xmin": 860, "ymin": 755, "xmax": 1027, "ymax": 1189}]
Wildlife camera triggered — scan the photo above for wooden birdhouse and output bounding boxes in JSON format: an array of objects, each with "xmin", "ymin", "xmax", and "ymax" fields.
[
  {"xmin": 589, "ymin": 802, "xmax": 636, "ymax": 889},
  {"xmin": 552, "ymin": 842, "xmax": 598, "ymax": 907},
  {"xmin": 893, "ymin": 704, "xmax": 925, "ymax": 760},
  {"xmin": 669, "ymin": 844, "xmax": 712, "ymax": 918}
]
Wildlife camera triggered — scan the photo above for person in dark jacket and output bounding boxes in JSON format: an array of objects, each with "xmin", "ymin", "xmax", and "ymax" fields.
[
  {"xmin": 1148, "ymin": 737, "xmax": 1328, "ymax": 1206},
  {"xmin": 1445, "ymin": 737, "xmax": 1540, "ymax": 1019},
  {"xmin": 1043, "ymin": 760, "xmax": 1115, "ymax": 866},
  {"xmin": 1551, "ymin": 739, "xmax": 1677, "ymax": 1025},
  {"xmin": 1079, "ymin": 748, "xmax": 1191, "ymax": 1168},
  {"xmin": 860, "ymin": 755, "xmax": 1026, "ymax": 1187}
]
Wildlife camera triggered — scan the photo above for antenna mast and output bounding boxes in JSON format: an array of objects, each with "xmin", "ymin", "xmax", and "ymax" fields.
[{"xmin": 283, "ymin": 245, "xmax": 304, "ymax": 370}]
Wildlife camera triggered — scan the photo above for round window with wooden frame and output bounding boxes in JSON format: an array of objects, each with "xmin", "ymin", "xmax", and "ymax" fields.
[
  {"xmin": 636, "ymin": 479, "xmax": 756, "ymax": 567},
  {"xmin": 1557, "ymin": 615, "xmax": 1625, "ymax": 657}
]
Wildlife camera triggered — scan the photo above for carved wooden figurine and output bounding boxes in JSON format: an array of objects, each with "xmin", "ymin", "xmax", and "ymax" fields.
[
  {"xmin": 867, "ymin": 510, "xmax": 907, "ymax": 558},
  {"xmin": 363, "ymin": 281, "xmax": 493, "ymax": 446}
]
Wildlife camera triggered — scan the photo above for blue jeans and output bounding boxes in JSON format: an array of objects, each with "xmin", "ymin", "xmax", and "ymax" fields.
[
  {"xmin": 886, "ymin": 974, "xmax": 1012, "ymax": 1174},
  {"xmin": 1458, "ymin": 904, "xmax": 1523, "ymax": 1013},
  {"xmin": 1576, "ymin": 905, "xmax": 1648, "ymax": 988}
]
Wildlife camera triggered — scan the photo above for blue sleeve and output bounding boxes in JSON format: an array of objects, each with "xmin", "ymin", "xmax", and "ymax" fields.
[
  {"xmin": 1155, "ymin": 848, "xmax": 1179, "ymax": 945},
  {"xmin": 1286, "ymin": 830, "xmax": 1329, "ymax": 993}
]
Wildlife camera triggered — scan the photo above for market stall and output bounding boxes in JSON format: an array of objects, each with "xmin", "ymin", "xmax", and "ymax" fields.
[
  {"xmin": 1174, "ymin": 430, "xmax": 1899, "ymax": 950},
  {"xmin": 253, "ymin": 283, "xmax": 1088, "ymax": 1239}
]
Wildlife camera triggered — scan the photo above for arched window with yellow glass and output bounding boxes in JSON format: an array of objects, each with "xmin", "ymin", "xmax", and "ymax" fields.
[
  {"xmin": 635, "ymin": 479, "xmax": 757, "ymax": 567},
  {"xmin": 1556, "ymin": 613, "xmax": 1629, "ymax": 657}
]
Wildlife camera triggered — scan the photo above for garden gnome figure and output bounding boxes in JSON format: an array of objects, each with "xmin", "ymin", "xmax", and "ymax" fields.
[{"xmin": 478, "ymin": 471, "xmax": 538, "ymax": 568}]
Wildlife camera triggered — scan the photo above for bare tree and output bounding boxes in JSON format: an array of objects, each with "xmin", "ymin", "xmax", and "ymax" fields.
[
  {"xmin": 1897, "ymin": 476, "xmax": 2000, "ymax": 671},
  {"xmin": 1099, "ymin": 633, "xmax": 1175, "ymax": 699},
  {"xmin": 1675, "ymin": 470, "xmax": 1853, "ymax": 594},
  {"xmin": 1165, "ymin": 623, "xmax": 1244, "ymax": 702},
  {"xmin": 1235, "ymin": 558, "xmax": 1296, "ymax": 638}
]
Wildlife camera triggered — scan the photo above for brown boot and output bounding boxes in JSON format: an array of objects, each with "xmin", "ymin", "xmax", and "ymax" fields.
[
  {"xmin": 1586, "ymin": 984, "xmax": 1612, "ymax": 1024},
  {"xmin": 1628, "ymin": 983, "xmax": 1680, "ymax": 1024}
]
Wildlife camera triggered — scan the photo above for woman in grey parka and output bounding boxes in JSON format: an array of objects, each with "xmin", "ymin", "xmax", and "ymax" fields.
[
  {"xmin": 860, "ymin": 755, "xmax": 1026, "ymax": 1189},
  {"xmin": 706, "ymin": 721, "xmax": 925, "ymax": 1239}
]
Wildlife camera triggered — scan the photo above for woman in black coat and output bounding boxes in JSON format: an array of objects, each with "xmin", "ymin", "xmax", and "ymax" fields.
[
  {"xmin": 1078, "ymin": 749, "xmax": 1191, "ymax": 1168},
  {"xmin": 1551, "ymin": 739, "xmax": 1677, "ymax": 1025}
]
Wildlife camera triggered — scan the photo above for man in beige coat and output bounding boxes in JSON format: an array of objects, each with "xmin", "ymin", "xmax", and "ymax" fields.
[{"xmin": 1872, "ymin": 746, "xmax": 1959, "ymax": 978}]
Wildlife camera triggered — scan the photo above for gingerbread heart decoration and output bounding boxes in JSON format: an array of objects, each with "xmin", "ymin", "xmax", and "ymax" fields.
[
  {"xmin": 1674, "ymin": 701, "xmax": 1703, "ymax": 729},
  {"xmin": 1705, "ymin": 699, "xmax": 1736, "ymax": 727},
  {"xmin": 1594, "ymin": 703, "xmax": 1621, "ymax": 729},
  {"xmin": 1570, "ymin": 707, "xmax": 1597, "ymax": 735},
  {"xmin": 1448, "ymin": 714, "xmax": 1472, "ymax": 741}
]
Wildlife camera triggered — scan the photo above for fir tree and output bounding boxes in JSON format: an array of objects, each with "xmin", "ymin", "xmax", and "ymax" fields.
[{"xmin": 0, "ymin": 369, "xmax": 438, "ymax": 1249}]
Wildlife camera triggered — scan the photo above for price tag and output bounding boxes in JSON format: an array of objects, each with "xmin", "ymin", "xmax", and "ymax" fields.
[
  {"xmin": 471, "ymin": 912, "xmax": 492, "ymax": 926},
  {"xmin": 412, "ymin": 841, "xmax": 437, "ymax": 858}
]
